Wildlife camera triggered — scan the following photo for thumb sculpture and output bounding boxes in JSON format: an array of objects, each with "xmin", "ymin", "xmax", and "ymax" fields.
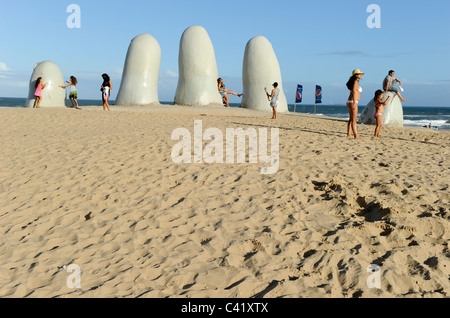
[
  {"xmin": 174, "ymin": 25, "xmax": 222, "ymax": 106},
  {"xmin": 241, "ymin": 36, "xmax": 288, "ymax": 113},
  {"xmin": 359, "ymin": 92, "xmax": 404, "ymax": 127},
  {"xmin": 25, "ymin": 61, "xmax": 66, "ymax": 107},
  {"xmin": 116, "ymin": 33, "xmax": 161, "ymax": 106}
]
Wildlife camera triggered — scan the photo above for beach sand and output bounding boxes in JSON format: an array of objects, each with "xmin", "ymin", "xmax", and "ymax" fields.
[{"xmin": 0, "ymin": 105, "xmax": 448, "ymax": 298}]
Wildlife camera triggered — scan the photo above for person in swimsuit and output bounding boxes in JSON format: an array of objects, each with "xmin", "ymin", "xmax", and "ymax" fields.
[
  {"xmin": 373, "ymin": 90, "xmax": 391, "ymax": 139},
  {"xmin": 217, "ymin": 78, "xmax": 242, "ymax": 107},
  {"xmin": 33, "ymin": 77, "xmax": 47, "ymax": 108},
  {"xmin": 346, "ymin": 69, "xmax": 364, "ymax": 139},
  {"xmin": 101, "ymin": 73, "xmax": 112, "ymax": 111},
  {"xmin": 268, "ymin": 82, "xmax": 280, "ymax": 119},
  {"xmin": 60, "ymin": 76, "xmax": 80, "ymax": 109}
]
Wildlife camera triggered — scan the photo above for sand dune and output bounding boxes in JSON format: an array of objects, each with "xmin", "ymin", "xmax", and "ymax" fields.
[{"xmin": 0, "ymin": 106, "xmax": 448, "ymax": 298}]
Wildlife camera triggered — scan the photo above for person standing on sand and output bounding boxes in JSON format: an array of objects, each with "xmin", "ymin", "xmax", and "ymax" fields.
[
  {"xmin": 373, "ymin": 90, "xmax": 391, "ymax": 139},
  {"xmin": 267, "ymin": 82, "xmax": 280, "ymax": 120},
  {"xmin": 383, "ymin": 70, "xmax": 407, "ymax": 102},
  {"xmin": 33, "ymin": 77, "xmax": 47, "ymax": 108},
  {"xmin": 101, "ymin": 73, "xmax": 112, "ymax": 111},
  {"xmin": 346, "ymin": 69, "xmax": 364, "ymax": 140},
  {"xmin": 60, "ymin": 76, "xmax": 80, "ymax": 109}
]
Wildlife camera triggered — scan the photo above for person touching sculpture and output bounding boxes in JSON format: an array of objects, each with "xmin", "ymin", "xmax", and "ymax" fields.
[
  {"xmin": 33, "ymin": 77, "xmax": 47, "ymax": 108},
  {"xmin": 60, "ymin": 76, "xmax": 80, "ymax": 109},
  {"xmin": 217, "ymin": 78, "xmax": 242, "ymax": 107},
  {"xmin": 383, "ymin": 70, "xmax": 407, "ymax": 102},
  {"xmin": 373, "ymin": 90, "xmax": 391, "ymax": 139}
]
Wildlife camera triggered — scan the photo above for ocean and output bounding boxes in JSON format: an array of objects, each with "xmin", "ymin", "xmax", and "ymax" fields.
[{"xmin": 1, "ymin": 97, "xmax": 449, "ymax": 130}]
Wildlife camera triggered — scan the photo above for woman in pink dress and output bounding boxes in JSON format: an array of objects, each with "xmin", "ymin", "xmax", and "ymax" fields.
[{"xmin": 33, "ymin": 77, "xmax": 47, "ymax": 108}]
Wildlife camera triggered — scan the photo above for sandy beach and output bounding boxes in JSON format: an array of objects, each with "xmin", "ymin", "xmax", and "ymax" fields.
[{"xmin": 0, "ymin": 105, "xmax": 448, "ymax": 298}]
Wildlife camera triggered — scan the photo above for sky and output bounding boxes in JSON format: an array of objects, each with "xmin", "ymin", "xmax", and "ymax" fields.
[{"xmin": 0, "ymin": 0, "xmax": 449, "ymax": 106}]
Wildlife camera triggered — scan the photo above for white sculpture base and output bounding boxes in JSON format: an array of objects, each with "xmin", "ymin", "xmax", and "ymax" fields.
[
  {"xmin": 359, "ymin": 92, "xmax": 404, "ymax": 127},
  {"xmin": 241, "ymin": 36, "xmax": 288, "ymax": 113},
  {"xmin": 116, "ymin": 33, "xmax": 161, "ymax": 106},
  {"xmin": 25, "ymin": 61, "xmax": 66, "ymax": 108},
  {"xmin": 174, "ymin": 26, "xmax": 222, "ymax": 106}
]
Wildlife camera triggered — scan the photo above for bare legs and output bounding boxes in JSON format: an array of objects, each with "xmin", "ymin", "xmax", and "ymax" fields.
[
  {"xmin": 222, "ymin": 94, "xmax": 229, "ymax": 107},
  {"xmin": 69, "ymin": 97, "xmax": 80, "ymax": 109},
  {"xmin": 374, "ymin": 115, "xmax": 382, "ymax": 138},
  {"xmin": 272, "ymin": 106, "xmax": 277, "ymax": 119},
  {"xmin": 346, "ymin": 102, "xmax": 361, "ymax": 139},
  {"xmin": 387, "ymin": 90, "xmax": 407, "ymax": 102},
  {"xmin": 396, "ymin": 92, "xmax": 407, "ymax": 102},
  {"xmin": 222, "ymin": 90, "xmax": 243, "ymax": 107},
  {"xmin": 103, "ymin": 98, "xmax": 110, "ymax": 111},
  {"xmin": 33, "ymin": 96, "xmax": 42, "ymax": 108}
]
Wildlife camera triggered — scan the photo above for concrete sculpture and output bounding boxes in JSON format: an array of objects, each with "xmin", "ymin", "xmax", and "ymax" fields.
[
  {"xmin": 174, "ymin": 25, "xmax": 222, "ymax": 106},
  {"xmin": 241, "ymin": 36, "xmax": 288, "ymax": 113},
  {"xmin": 25, "ymin": 61, "xmax": 66, "ymax": 108},
  {"xmin": 359, "ymin": 92, "xmax": 404, "ymax": 127},
  {"xmin": 116, "ymin": 33, "xmax": 161, "ymax": 106}
]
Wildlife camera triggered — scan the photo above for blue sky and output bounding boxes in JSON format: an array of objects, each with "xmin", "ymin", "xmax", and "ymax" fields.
[{"xmin": 0, "ymin": 0, "xmax": 449, "ymax": 106}]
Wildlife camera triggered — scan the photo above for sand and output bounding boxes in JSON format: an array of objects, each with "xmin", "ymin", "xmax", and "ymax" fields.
[{"xmin": 0, "ymin": 105, "xmax": 448, "ymax": 298}]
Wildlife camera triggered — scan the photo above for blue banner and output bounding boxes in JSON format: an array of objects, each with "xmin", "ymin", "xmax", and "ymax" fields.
[
  {"xmin": 315, "ymin": 85, "xmax": 322, "ymax": 104},
  {"xmin": 295, "ymin": 84, "xmax": 303, "ymax": 103}
]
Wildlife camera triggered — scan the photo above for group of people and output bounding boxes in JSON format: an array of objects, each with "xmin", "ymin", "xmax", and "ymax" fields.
[
  {"xmin": 346, "ymin": 69, "xmax": 407, "ymax": 140},
  {"xmin": 33, "ymin": 73, "xmax": 113, "ymax": 111},
  {"xmin": 34, "ymin": 69, "xmax": 407, "ymax": 134}
]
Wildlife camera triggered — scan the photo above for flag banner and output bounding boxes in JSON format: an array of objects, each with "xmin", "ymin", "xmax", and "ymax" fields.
[
  {"xmin": 315, "ymin": 85, "xmax": 322, "ymax": 104},
  {"xmin": 295, "ymin": 84, "xmax": 303, "ymax": 103}
]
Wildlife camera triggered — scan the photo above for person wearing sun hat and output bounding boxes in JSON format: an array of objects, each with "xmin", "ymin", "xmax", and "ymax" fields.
[{"xmin": 345, "ymin": 69, "xmax": 365, "ymax": 139}]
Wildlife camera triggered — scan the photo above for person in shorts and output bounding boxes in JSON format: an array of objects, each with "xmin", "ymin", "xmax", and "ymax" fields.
[
  {"xmin": 383, "ymin": 70, "xmax": 407, "ymax": 102},
  {"xmin": 60, "ymin": 76, "xmax": 80, "ymax": 109}
]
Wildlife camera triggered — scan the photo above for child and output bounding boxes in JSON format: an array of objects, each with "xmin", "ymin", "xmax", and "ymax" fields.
[
  {"xmin": 60, "ymin": 76, "xmax": 80, "ymax": 109},
  {"xmin": 373, "ymin": 90, "xmax": 391, "ymax": 139},
  {"xmin": 33, "ymin": 77, "xmax": 47, "ymax": 108}
]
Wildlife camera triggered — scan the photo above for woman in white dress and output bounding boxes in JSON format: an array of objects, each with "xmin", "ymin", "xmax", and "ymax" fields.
[{"xmin": 268, "ymin": 82, "xmax": 280, "ymax": 119}]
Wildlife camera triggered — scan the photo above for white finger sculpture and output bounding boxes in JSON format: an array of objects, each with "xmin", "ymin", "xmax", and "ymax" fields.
[
  {"xmin": 360, "ymin": 92, "xmax": 404, "ymax": 127},
  {"xmin": 26, "ymin": 61, "xmax": 66, "ymax": 108},
  {"xmin": 174, "ymin": 25, "xmax": 222, "ymax": 106},
  {"xmin": 116, "ymin": 33, "xmax": 161, "ymax": 106},
  {"xmin": 241, "ymin": 36, "xmax": 288, "ymax": 113}
]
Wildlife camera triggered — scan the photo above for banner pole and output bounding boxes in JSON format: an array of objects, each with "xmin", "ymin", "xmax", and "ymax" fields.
[{"xmin": 314, "ymin": 86, "xmax": 317, "ymax": 114}]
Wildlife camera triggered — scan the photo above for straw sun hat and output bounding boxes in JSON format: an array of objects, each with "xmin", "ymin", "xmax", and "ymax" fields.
[{"xmin": 352, "ymin": 69, "xmax": 365, "ymax": 76}]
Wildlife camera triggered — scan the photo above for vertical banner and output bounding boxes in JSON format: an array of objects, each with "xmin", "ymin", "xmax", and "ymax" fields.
[
  {"xmin": 295, "ymin": 84, "xmax": 303, "ymax": 104},
  {"xmin": 315, "ymin": 85, "xmax": 322, "ymax": 104}
]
